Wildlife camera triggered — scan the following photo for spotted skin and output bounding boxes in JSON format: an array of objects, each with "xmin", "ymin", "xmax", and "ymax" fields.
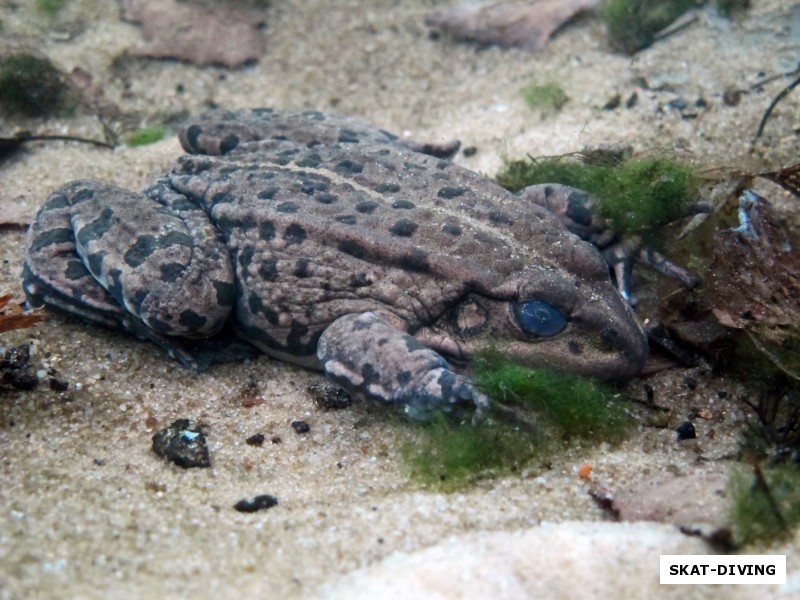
[{"xmin": 23, "ymin": 108, "xmax": 648, "ymax": 421}]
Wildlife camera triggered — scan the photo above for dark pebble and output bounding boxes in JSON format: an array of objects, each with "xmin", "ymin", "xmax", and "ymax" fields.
[
  {"xmin": 152, "ymin": 419, "xmax": 211, "ymax": 468},
  {"xmin": 49, "ymin": 377, "xmax": 69, "ymax": 392},
  {"xmin": 292, "ymin": 420, "xmax": 310, "ymax": 434},
  {"xmin": 625, "ymin": 91, "xmax": 638, "ymax": 108},
  {"xmin": 0, "ymin": 344, "xmax": 39, "ymax": 391},
  {"xmin": 717, "ymin": 390, "xmax": 728, "ymax": 399},
  {"xmin": 233, "ymin": 494, "xmax": 278, "ymax": 513},
  {"xmin": 461, "ymin": 146, "xmax": 477, "ymax": 157},
  {"xmin": 676, "ymin": 421, "xmax": 697, "ymax": 441},
  {"xmin": 271, "ymin": 435, "xmax": 282, "ymax": 444},
  {"xmin": 683, "ymin": 377, "xmax": 697, "ymax": 390},
  {"xmin": 308, "ymin": 384, "xmax": 352, "ymax": 411},
  {"xmin": 246, "ymin": 433, "xmax": 265, "ymax": 447}
]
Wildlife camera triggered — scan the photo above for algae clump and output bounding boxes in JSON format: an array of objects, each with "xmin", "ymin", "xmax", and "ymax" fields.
[
  {"xmin": 402, "ymin": 355, "xmax": 631, "ymax": 490},
  {"xmin": 126, "ymin": 126, "xmax": 167, "ymax": 147},
  {"xmin": 522, "ymin": 81, "xmax": 569, "ymax": 114},
  {"xmin": 497, "ymin": 154, "xmax": 698, "ymax": 238},
  {"xmin": 729, "ymin": 464, "xmax": 800, "ymax": 547},
  {"xmin": 0, "ymin": 52, "xmax": 74, "ymax": 117}
]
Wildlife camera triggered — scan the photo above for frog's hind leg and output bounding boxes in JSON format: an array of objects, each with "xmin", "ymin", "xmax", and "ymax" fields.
[{"xmin": 23, "ymin": 179, "xmax": 237, "ymax": 369}]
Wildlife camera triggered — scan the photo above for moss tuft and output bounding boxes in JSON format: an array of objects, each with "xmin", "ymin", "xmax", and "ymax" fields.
[
  {"xmin": 126, "ymin": 126, "xmax": 167, "ymax": 147},
  {"xmin": 496, "ymin": 154, "xmax": 698, "ymax": 237},
  {"xmin": 0, "ymin": 52, "xmax": 74, "ymax": 117},
  {"xmin": 729, "ymin": 464, "xmax": 800, "ymax": 546},
  {"xmin": 475, "ymin": 352, "xmax": 632, "ymax": 442},
  {"xmin": 522, "ymin": 81, "xmax": 569, "ymax": 114},
  {"xmin": 603, "ymin": 0, "xmax": 697, "ymax": 54},
  {"xmin": 36, "ymin": 0, "xmax": 65, "ymax": 17},
  {"xmin": 401, "ymin": 416, "xmax": 542, "ymax": 491}
]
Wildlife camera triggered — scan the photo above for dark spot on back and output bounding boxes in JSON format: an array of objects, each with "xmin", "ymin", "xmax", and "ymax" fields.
[
  {"xmin": 338, "ymin": 129, "xmax": 359, "ymax": 144},
  {"xmin": 391, "ymin": 200, "xmax": 415, "ymax": 209},
  {"xmin": 355, "ymin": 201, "xmax": 379, "ymax": 214},
  {"xmin": 338, "ymin": 239, "xmax": 367, "ymax": 259},
  {"xmin": 294, "ymin": 259, "xmax": 310, "ymax": 277},
  {"xmin": 316, "ymin": 193, "xmax": 338, "ymax": 204},
  {"xmin": 276, "ymin": 202, "xmax": 299, "ymax": 213},
  {"xmin": 376, "ymin": 182, "xmax": 401, "ymax": 193},
  {"xmin": 437, "ymin": 186, "xmax": 467, "ymax": 199},
  {"xmin": 398, "ymin": 249, "xmax": 429, "ymax": 272},
  {"xmin": 442, "ymin": 224, "xmax": 462, "ymax": 236},
  {"xmin": 257, "ymin": 187, "xmax": 280, "ymax": 200},
  {"xmin": 283, "ymin": 223, "xmax": 306, "ymax": 245},
  {"xmin": 568, "ymin": 340, "xmax": 582, "ymax": 355},
  {"xmin": 259, "ymin": 221, "xmax": 275, "ymax": 240},
  {"xmin": 64, "ymin": 259, "xmax": 89, "ymax": 281},
  {"xmin": 390, "ymin": 219, "xmax": 418, "ymax": 237},
  {"xmin": 335, "ymin": 159, "xmax": 363, "ymax": 175},
  {"xmin": 489, "ymin": 211, "xmax": 514, "ymax": 226},
  {"xmin": 296, "ymin": 153, "xmax": 322, "ymax": 168}
]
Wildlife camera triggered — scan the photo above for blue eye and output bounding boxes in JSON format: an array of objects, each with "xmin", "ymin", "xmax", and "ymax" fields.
[{"xmin": 513, "ymin": 300, "xmax": 567, "ymax": 337}]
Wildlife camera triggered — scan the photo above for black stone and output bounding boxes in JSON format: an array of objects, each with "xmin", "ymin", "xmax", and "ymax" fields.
[
  {"xmin": 676, "ymin": 421, "xmax": 696, "ymax": 441},
  {"xmin": 291, "ymin": 420, "xmax": 310, "ymax": 434},
  {"xmin": 245, "ymin": 432, "xmax": 265, "ymax": 446},
  {"xmin": 151, "ymin": 419, "xmax": 211, "ymax": 468},
  {"xmin": 233, "ymin": 494, "xmax": 278, "ymax": 513}
]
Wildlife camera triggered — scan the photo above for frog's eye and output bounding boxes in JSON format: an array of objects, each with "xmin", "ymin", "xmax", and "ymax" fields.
[{"xmin": 512, "ymin": 300, "xmax": 567, "ymax": 337}]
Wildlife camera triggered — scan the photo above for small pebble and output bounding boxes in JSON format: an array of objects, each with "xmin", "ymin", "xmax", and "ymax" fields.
[
  {"xmin": 152, "ymin": 419, "xmax": 211, "ymax": 468},
  {"xmin": 292, "ymin": 420, "xmax": 310, "ymax": 434},
  {"xmin": 246, "ymin": 433, "xmax": 265, "ymax": 447},
  {"xmin": 683, "ymin": 377, "xmax": 697, "ymax": 390},
  {"xmin": 233, "ymin": 494, "xmax": 278, "ymax": 513},
  {"xmin": 676, "ymin": 421, "xmax": 696, "ymax": 441}
]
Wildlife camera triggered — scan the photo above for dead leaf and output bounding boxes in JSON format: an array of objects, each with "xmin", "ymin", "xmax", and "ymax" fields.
[
  {"xmin": 425, "ymin": 0, "xmax": 600, "ymax": 51},
  {"xmin": 121, "ymin": 0, "xmax": 267, "ymax": 67},
  {"xmin": 708, "ymin": 190, "xmax": 800, "ymax": 346},
  {"xmin": 0, "ymin": 294, "xmax": 47, "ymax": 334},
  {"xmin": 759, "ymin": 162, "xmax": 800, "ymax": 198}
]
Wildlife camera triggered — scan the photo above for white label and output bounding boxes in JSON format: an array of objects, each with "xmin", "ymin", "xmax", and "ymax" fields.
[{"xmin": 660, "ymin": 555, "xmax": 786, "ymax": 585}]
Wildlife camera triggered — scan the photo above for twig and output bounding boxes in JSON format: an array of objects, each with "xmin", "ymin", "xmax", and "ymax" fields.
[{"xmin": 753, "ymin": 73, "xmax": 800, "ymax": 142}]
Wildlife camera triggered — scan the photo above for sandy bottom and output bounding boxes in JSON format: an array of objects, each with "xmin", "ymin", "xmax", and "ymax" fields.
[{"xmin": 1, "ymin": 1, "xmax": 799, "ymax": 598}]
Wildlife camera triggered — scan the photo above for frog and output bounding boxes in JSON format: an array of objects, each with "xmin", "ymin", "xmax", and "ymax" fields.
[{"xmin": 22, "ymin": 108, "xmax": 649, "ymax": 423}]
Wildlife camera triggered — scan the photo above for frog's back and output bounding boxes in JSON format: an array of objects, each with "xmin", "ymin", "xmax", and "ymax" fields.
[{"xmin": 166, "ymin": 114, "xmax": 608, "ymax": 366}]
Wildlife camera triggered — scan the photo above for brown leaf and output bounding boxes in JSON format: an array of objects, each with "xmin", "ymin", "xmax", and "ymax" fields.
[
  {"xmin": 708, "ymin": 190, "xmax": 800, "ymax": 345},
  {"xmin": 121, "ymin": 0, "xmax": 267, "ymax": 67},
  {"xmin": 759, "ymin": 162, "xmax": 800, "ymax": 198},
  {"xmin": 425, "ymin": 0, "xmax": 601, "ymax": 51},
  {"xmin": 0, "ymin": 294, "xmax": 47, "ymax": 334}
]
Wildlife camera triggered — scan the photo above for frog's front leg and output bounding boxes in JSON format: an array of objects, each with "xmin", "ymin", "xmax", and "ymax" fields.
[{"xmin": 318, "ymin": 312, "xmax": 490, "ymax": 424}]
